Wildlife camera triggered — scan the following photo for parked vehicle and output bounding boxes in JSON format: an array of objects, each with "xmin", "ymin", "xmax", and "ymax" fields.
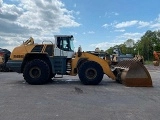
[{"xmin": 6, "ymin": 36, "xmax": 152, "ymax": 87}]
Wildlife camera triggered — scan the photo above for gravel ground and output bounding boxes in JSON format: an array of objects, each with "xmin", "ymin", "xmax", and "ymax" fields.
[
  {"xmin": 145, "ymin": 64, "xmax": 160, "ymax": 71},
  {"xmin": 0, "ymin": 64, "xmax": 160, "ymax": 120}
]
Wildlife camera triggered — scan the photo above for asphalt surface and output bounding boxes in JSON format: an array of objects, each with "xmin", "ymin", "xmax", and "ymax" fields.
[{"xmin": 0, "ymin": 65, "xmax": 160, "ymax": 120}]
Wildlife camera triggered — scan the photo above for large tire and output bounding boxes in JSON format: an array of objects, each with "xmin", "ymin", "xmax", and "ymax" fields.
[
  {"xmin": 113, "ymin": 68, "xmax": 122, "ymax": 84},
  {"xmin": 78, "ymin": 61, "xmax": 103, "ymax": 85},
  {"xmin": 23, "ymin": 59, "xmax": 50, "ymax": 85}
]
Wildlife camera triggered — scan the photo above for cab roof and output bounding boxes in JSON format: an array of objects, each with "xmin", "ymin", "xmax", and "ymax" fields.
[{"xmin": 54, "ymin": 35, "xmax": 73, "ymax": 38}]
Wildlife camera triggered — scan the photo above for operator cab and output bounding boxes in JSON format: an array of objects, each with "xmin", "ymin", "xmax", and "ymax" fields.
[{"xmin": 54, "ymin": 35, "xmax": 75, "ymax": 58}]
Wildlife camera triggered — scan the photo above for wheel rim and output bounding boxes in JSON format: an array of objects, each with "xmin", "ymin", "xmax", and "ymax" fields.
[
  {"xmin": 29, "ymin": 67, "xmax": 41, "ymax": 78},
  {"xmin": 85, "ymin": 68, "xmax": 97, "ymax": 80}
]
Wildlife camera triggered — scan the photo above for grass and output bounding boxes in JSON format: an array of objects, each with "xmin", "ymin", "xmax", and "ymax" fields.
[{"xmin": 144, "ymin": 61, "xmax": 153, "ymax": 65}]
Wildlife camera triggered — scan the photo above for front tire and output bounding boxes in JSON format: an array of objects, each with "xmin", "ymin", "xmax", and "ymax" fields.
[
  {"xmin": 113, "ymin": 68, "xmax": 122, "ymax": 84},
  {"xmin": 78, "ymin": 61, "xmax": 103, "ymax": 85},
  {"xmin": 23, "ymin": 59, "xmax": 50, "ymax": 85}
]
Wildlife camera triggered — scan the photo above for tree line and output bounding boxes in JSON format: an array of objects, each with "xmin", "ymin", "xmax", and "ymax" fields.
[{"xmin": 106, "ymin": 30, "xmax": 160, "ymax": 61}]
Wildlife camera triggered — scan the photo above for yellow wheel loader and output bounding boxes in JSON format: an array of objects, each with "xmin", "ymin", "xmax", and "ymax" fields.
[{"xmin": 7, "ymin": 35, "xmax": 152, "ymax": 86}]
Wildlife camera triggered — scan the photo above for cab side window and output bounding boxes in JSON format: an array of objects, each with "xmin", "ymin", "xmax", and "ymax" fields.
[{"xmin": 57, "ymin": 37, "xmax": 70, "ymax": 51}]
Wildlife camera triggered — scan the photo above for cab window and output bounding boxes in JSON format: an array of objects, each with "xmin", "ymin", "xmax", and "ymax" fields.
[{"xmin": 57, "ymin": 37, "xmax": 73, "ymax": 51}]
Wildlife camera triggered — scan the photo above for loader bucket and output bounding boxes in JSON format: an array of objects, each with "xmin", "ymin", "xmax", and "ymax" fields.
[{"xmin": 114, "ymin": 60, "xmax": 152, "ymax": 87}]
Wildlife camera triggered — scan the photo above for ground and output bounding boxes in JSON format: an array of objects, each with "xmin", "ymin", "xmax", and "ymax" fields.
[{"xmin": 0, "ymin": 65, "xmax": 160, "ymax": 120}]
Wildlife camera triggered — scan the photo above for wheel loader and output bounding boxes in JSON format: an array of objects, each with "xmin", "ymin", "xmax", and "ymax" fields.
[
  {"xmin": 111, "ymin": 47, "xmax": 144, "ymax": 65},
  {"xmin": 0, "ymin": 48, "xmax": 11, "ymax": 72},
  {"xmin": 6, "ymin": 35, "xmax": 152, "ymax": 87}
]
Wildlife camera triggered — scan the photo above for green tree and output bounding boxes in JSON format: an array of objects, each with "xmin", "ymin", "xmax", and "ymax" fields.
[
  {"xmin": 136, "ymin": 30, "xmax": 157, "ymax": 60},
  {"xmin": 106, "ymin": 29, "xmax": 160, "ymax": 61},
  {"xmin": 106, "ymin": 47, "xmax": 113, "ymax": 54}
]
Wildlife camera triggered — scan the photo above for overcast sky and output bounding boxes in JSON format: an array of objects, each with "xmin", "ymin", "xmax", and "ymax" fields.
[{"xmin": 0, "ymin": 0, "xmax": 160, "ymax": 51}]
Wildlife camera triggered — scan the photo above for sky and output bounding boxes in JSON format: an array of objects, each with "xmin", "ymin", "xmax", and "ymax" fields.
[{"xmin": 0, "ymin": 0, "xmax": 160, "ymax": 52}]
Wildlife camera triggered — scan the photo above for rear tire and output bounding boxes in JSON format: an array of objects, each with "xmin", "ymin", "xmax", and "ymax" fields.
[
  {"xmin": 78, "ymin": 61, "xmax": 103, "ymax": 85},
  {"xmin": 23, "ymin": 59, "xmax": 50, "ymax": 85}
]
